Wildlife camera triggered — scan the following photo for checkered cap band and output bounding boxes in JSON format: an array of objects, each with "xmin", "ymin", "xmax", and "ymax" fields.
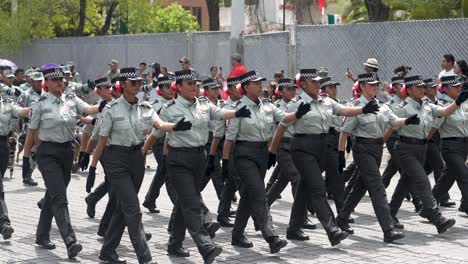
[
  {"xmin": 202, "ymin": 78, "xmax": 219, "ymax": 88},
  {"xmin": 300, "ymin": 72, "xmax": 318, "ymax": 79},
  {"xmin": 119, "ymin": 70, "xmax": 140, "ymax": 79},
  {"xmin": 175, "ymin": 70, "xmax": 198, "ymax": 81},
  {"xmin": 423, "ymin": 79, "xmax": 436, "ymax": 87},
  {"xmin": 277, "ymin": 78, "xmax": 296, "ymax": 88},
  {"xmin": 320, "ymin": 80, "xmax": 339, "ymax": 88},
  {"xmin": 440, "ymin": 76, "xmax": 461, "ymax": 86},
  {"xmin": 95, "ymin": 78, "xmax": 112, "ymax": 87},
  {"xmin": 357, "ymin": 73, "xmax": 379, "ymax": 83},
  {"xmin": 240, "ymin": 71, "xmax": 265, "ymax": 84},
  {"xmin": 43, "ymin": 67, "xmax": 64, "ymax": 79},
  {"xmin": 158, "ymin": 78, "xmax": 173, "ymax": 86},
  {"xmin": 404, "ymin": 76, "xmax": 424, "ymax": 86},
  {"xmin": 227, "ymin": 77, "xmax": 240, "ymax": 87}
]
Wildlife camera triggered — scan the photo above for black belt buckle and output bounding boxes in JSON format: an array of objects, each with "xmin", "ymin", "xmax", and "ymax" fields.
[{"xmin": 400, "ymin": 136, "xmax": 427, "ymax": 145}]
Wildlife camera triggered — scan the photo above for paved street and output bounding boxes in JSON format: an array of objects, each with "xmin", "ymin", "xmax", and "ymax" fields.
[{"xmin": 1, "ymin": 153, "xmax": 468, "ymax": 264}]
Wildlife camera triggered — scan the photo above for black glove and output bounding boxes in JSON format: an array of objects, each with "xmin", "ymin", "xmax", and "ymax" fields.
[
  {"xmin": 235, "ymin": 105, "xmax": 251, "ymax": 118},
  {"xmin": 206, "ymin": 155, "xmax": 215, "ymax": 175},
  {"xmin": 79, "ymin": 152, "xmax": 90, "ymax": 171},
  {"xmin": 338, "ymin": 151, "xmax": 346, "ymax": 174},
  {"xmin": 174, "ymin": 117, "xmax": 192, "ymax": 131},
  {"xmin": 87, "ymin": 80, "xmax": 96, "ymax": 89},
  {"xmin": 221, "ymin": 159, "xmax": 229, "ymax": 181},
  {"xmin": 14, "ymin": 88, "xmax": 22, "ymax": 97},
  {"xmin": 152, "ymin": 80, "xmax": 158, "ymax": 88},
  {"xmin": 295, "ymin": 102, "xmax": 311, "ymax": 119},
  {"xmin": 405, "ymin": 114, "xmax": 420, "ymax": 125},
  {"xmin": 455, "ymin": 89, "xmax": 468, "ymax": 106},
  {"xmin": 86, "ymin": 166, "xmax": 96, "ymax": 193},
  {"xmin": 362, "ymin": 100, "xmax": 380, "ymax": 114},
  {"xmin": 98, "ymin": 100, "xmax": 107, "ymax": 112},
  {"xmin": 267, "ymin": 152, "xmax": 277, "ymax": 170},
  {"xmin": 22, "ymin": 156, "xmax": 30, "ymax": 179}
]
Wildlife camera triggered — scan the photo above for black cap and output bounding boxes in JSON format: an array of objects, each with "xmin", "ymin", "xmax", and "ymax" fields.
[
  {"xmin": 423, "ymin": 78, "xmax": 437, "ymax": 88},
  {"xmin": 151, "ymin": 62, "xmax": 160, "ymax": 69},
  {"xmin": 319, "ymin": 77, "xmax": 340, "ymax": 89},
  {"xmin": 202, "ymin": 78, "xmax": 221, "ymax": 89},
  {"xmin": 299, "ymin": 69, "xmax": 321, "ymax": 81},
  {"xmin": 174, "ymin": 69, "xmax": 200, "ymax": 81},
  {"xmin": 42, "ymin": 67, "xmax": 64, "ymax": 79},
  {"xmin": 119, "ymin": 67, "xmax": 143, "ymax": 81},
  {"xmin": 391, "ymin": 76, "xmax": 404, "ymax": 85},
  {"xmin": 404, "ymin": 75, "xmax": 425, "ymax": 87},
  {"xmin": 157, "ymin": 76, "xmax": 173, "ymax": 87},
  {"xmin": 239, "ymin": 71, "xmax": 266, "ymax": 85},
  {"xmin": 277, "ymin": 78, "xmax": 297, "ymax": 90},
  {"xmin": 357, "ymin": 73, "xmax": 380, "ymax": 84},
  {"xmin": 440, "ymin": 75, "xmax": 463, "ymax": 86},
  {"xmin": 226, "ymin": 76, "xmax": 240, "ymax": 87},
  {"xmin": 95, "ymin": 77, "xmax": 112, "ymax": 87}
]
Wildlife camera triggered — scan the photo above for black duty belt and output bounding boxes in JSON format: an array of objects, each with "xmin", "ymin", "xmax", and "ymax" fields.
[
  {"xmin": 443, "ymin": 137, "xmax": 468, "ymax": 143},
  {"xmin": 399, "ymin": 136, "xmax": 427, "ymax": 145},
  {"xmin": 328, "ymin": 127, "xmax": 339, "ymax": 135},
  {"xmin": 168, "ymin": 145, "xmax": 205, "ymax": 152},
  {"xmin": 294, "ymin": 133, "xmax": 327, "ymax": 139},
  {"xmin": 281, "ymin": 137, "xmax": 292, "ymax": 143},
  {"xmin": 109, "ymin": 143, "xmax": 143, "ymax": 151},
  {"xmin": 235, "ymin": 141, "xmax": 268, "ymax": 147},
  {"xmin": 355, "ymin": 137, "xmax": 384, "ymax": 145}
]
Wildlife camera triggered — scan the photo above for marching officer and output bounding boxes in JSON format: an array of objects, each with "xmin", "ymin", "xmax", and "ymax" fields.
[
  {"xmin": 381, "ymin": 75, "xmax": 467, "ymax": 234},
  {"xmin": 0, "ymin": 94, "xmax": 29, "ymax": 240},
  {"xmin": 336, "ymin": 73, "xmax": 413, "ymax": 242},
  {"xmin": 142, "ymin": 76, "xmax": 176, "ymax": 214},
  {"xmin": 91, "ymin": 67, "xmax": 190, "ymax": 264},
  {"xmin": 23, "ymin": 66, "xmax": 105, "ymax": 258},
  {"xmin": 208, "ymin": 76, "xmax": 242, "ymax": 227},
  {"xmin": 432, "ymin": 75, "xmax": 468, "ymax": 215},
  {"xmin": 155, "ymin": 69, "xmax": 251, "ymax": 263},
  {"xmin": 224, "ymin": 71, "xmax": 312, "ymax": 252},
  {"xmin": 18, "ymin": 71, "xmax": 45, "ymax": 186}
]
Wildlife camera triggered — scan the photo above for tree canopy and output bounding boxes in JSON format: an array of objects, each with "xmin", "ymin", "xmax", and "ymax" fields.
[{"xmin": 0, "ymin": 0, "xmax": 199, "ymax": 55}]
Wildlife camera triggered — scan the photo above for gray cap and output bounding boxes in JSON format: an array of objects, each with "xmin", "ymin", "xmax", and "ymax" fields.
[
  {"xmin": 231, "ymin": 53, "xmax": 242, "ymax": 62},
  {"xmin": 61, "ymin": 65, "xmax": 71, "ymax": 74},
  {"xmin": 31, "ymin": 72, "xmax": 44, "ymax": 81},
  {"xmin": 109, "ymin": 59, "xmax": 119, "ymax": 65},
  {"xmin": 179, "ymin": 56, "xmax": 190, "ymax": 63},
  {"xmin": 3, "ymin": 70, "xmax": 14, "ymax": 78}
]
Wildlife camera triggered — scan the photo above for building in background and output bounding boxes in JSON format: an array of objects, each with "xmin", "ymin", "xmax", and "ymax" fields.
[{"xmin": 162, "ymin": 0, "xmax": 209, "ymax": 31}]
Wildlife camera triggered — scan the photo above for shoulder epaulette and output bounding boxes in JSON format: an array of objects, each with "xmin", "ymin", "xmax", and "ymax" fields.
[
  {"xmin": 231, "ymin": 100, "xmax": 241, "ymax": 108},
  {"xmin": 291, "ymin": 96, "xmax": 301, "ymax": 102},
  {"xmin": 198, "ymin": 96, "xmax": 208, "ymax": 101},
  {"xmin": 438, "ymin": 99, "xmax": 449, "ymax": 105},
  {"xmin": 152, "ymin": 99, "xmax": 159, "ymax": 105},
  {"xmin": 105, "ymin": 100, "xmax": 118, "ymax": 108},
  {"xmin": 39, "ymin": 95, "xmax": 47, "ymax": 101},
  {"xmin": 139, "ymin": 101, "xmax": 152, "ymax": 108},
  {"xmin": 166, "ymin": 100, "xmax": 176, "ymax": 107},
  {"xmin": 261, "ymin": 98, "xmax": 272, "ymax": 103},
  {"xmin": 399, "ymin": 101, "xmax": 408, "ymax": 108},
  {"xmin": 387, "ymin": 99, "xmax": 394, "ymax": 105}
]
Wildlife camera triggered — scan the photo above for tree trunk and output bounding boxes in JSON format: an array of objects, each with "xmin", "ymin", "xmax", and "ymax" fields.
[
  {"xmin": 364, "ymin": 0, "xmax": 390, "ymax": 22},
  {"xmin": 295, "ymin": 0, "xmax": 321, "ymax": 25},
  {"xmin": 98, "ymin": 1, "xmax": 118, "ymax": 35},
  {"xmin": 206, "ymin": 0, "xmax": 220, "ymax": 31},
  {"xmin": 76, "ymin": 0, "xmax": 86, "ymax": 35}
]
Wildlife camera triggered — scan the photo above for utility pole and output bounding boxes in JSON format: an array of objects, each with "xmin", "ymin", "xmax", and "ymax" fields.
[
  {"xmin": 231, "ymin": 0, "xmax": 245, "ymax": 66},
  {"xmin": 283, "ymin": 0, "xmax": 286, "ymax": 31}
]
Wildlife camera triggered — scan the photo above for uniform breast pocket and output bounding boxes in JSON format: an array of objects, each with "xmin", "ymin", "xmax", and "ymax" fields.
[
  {"xmin": 40, "ymin": 114, "xmax": 57, "ymax": 129},
  {"xmin": 137, "ymin": 117, "xmax": 151, "ymax": 131},
  {"xmin": 358, "ymin": 114, "xmax": 376, "ymax": 125},
  {"xmin": 0, "ymin": 113, "xmax": 11, "ymax": 123},
  {"xmin": 114, "ymin": 120, "xmax": 130, "ymax": 130}
]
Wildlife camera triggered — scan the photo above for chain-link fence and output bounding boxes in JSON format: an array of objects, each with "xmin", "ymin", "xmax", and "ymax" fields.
[
  {"xmin": 190, "ymin": 31, "xmax": 231, "ymax": 80},
  {"xmin": 5, "ymin": 18, "xmax": 468, "ymax": 94},
  {"xmin": 243, "ymin": 31, "xmax": 291, "ymax": 80},
  {"xmin": 296, "ymin": 18, "xmax": 468, "ymax": 99}
]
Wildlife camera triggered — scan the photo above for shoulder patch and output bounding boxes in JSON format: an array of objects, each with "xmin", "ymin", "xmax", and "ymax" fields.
[
  {"xmin": 39, "ymin": 95, "xmax": 47, "ymax": 101},
  {"xmin": 152, "ymin": 99, "xmax": 159, "ymax": 105},
  {"xmin": 166, "ymin": 100, "xmax": 176, "ymax": 108}
]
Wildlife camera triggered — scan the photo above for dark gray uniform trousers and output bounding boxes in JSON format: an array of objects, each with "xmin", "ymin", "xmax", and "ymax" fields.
[
  {"xmin": 325, "ymin": 130, "xmax": 345, "ymax": 211},
  {"xmin": 201, "ymin": 132, "xmax": 224, "ymax": 199},
  {"xmin": 143, "ymin": 136, "xmax": 167, "ymax": 207},
  {"xmin": 432, "ymin": 138, "xmax": 468, "ymax": 211},
  {"xmin": 382, "ymin": 135, "xmax": 400, "ymax": 187},
  {"xmin": 35, "ymin": 141, "xmax": 77, "ymax": 246},
  {"xmin": 266, "ymin": 138, "xmax": 299, "ymax": 206},
  {"xmin": 100, "ymin": 145, "xmax": 151, "ymax": 263},
  {"xmin": 338, "ymin": 139, "xmax": 394, "ymax": 232},
  {"xmin": 232, "ymin": 141, "xmax": 277, "ymax": 242},
  {"xmin": 425, "ymin": 133, "xmax": 448, "ymax": 202},
  {"xmin": 395, "ymin": 141, "xmax": 442, "ymax": 222},
  {"xmin": 217, "ymin": 144, "xmax": 239, "ymax": 218},
  {"xmin": 288, "ymin": 134, "xmax": 340, "ymax": 235},
  {"xmin": 0, "ymin": 136, "xmax": 11, "ymax": 229},
  {"xmin": 166, "ymin": 146, "xmax": 215, "ymax": 255}
]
